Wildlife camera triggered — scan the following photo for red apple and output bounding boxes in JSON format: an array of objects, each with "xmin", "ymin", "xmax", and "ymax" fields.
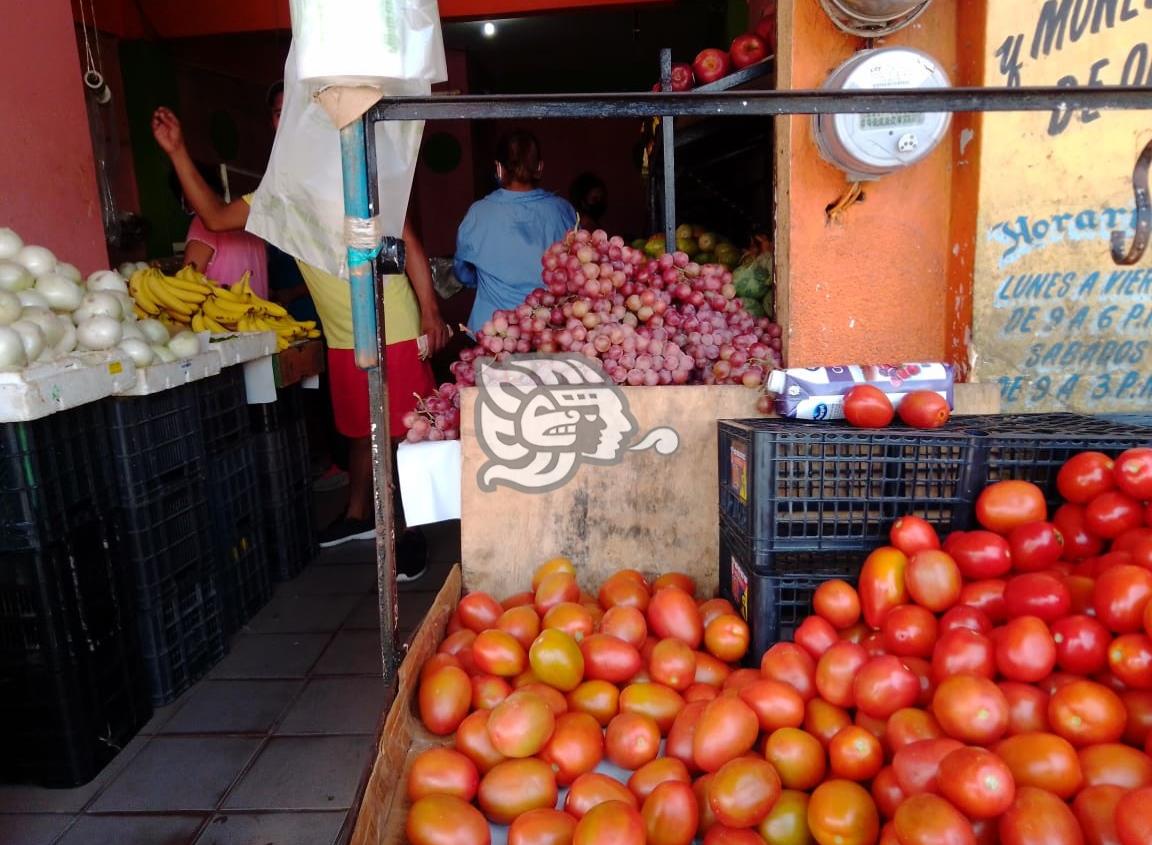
[
  {"xmin": 670, "ymin": 63, "xmax": 695, "ymax": 92},
  {"xmin": 754, "ymin": 13, "xmax": 777, "ymax": 52},
  {"xmin": 692, "ymin": 48, "xmax": 731, "ymax": 85},
  {"xmin": 730, "ymin": 33, "xmax": 769, "ymax": 70}
]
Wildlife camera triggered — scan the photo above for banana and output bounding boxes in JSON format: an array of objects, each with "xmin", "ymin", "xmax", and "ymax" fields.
[
  {"xmin": 276, "ymin": 335, "xmax": 292, "ymax": 351},
  {"xmin": 233, "ymin": 273, "xmax": 252, "ymax": 299},
  {"xmin": 305, "ymin": 329, "xmax": 321, "ymax": 339},
  {"xmin": 210, "ymin": 284, "xmax": 245, "ymax": 303},
  {"xmin": 168, "ymin": 268, "xmax": 215, "ymax": 296},
  {"xmin": 129, "ymin": 271, "xmax": 162, "ymax": 315},
  {"xmin": 165, "ymin": 284, "xmax": 209, "ymax": 306},
  {"xmin": 191, "ymin": 312, "xmax": 206, "ymax": 333},
  {"xmin": 260, "ymin": 300, "xmax": 289, "ymax": 318},
  {"xmin": 204, "ymin": 297, "xmax": 254, "ymax": 321},
  {"xmin": 141, "ymin": 272, "xmax": 196, "ymax": 317}
]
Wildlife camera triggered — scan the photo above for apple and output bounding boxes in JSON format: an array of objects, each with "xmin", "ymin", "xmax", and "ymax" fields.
[
  {"xmin": 692, "ymin": 48, "xmax": 731, "ymax": 85},
  {"xmin": 670, "ymin": 63, "xmax": 695, "ymax": 92},
  {"xmin": 730, "ymin": 33, "xmax": 769, "ymax": 69},
  {"xmin": 754, "ymin": 9, "xmax": 777, "ymax": 52}
]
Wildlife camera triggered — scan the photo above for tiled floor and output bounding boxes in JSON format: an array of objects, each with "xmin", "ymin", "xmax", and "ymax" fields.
[{"xmin": 0, "ymin": 521, "xmax": 459, "ymax": 845}]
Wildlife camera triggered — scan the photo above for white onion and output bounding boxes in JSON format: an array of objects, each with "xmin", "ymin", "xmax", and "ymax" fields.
[
  {"xmin": 17, "ymin": 290, "xmax": 48, "ymax": 309},
  {"xmin": 117, "ymin": 262, "xmax": 137, "ymax": 278},
  {"xmin": 16, "ymin": 245, "xmax": 56, "ymax": 276},
  {"xmin": 111, "ymin": 291, "xmax": 136, "ymax": 319},
  {"xmin": 76, "ymin": 315, "xmax": 123, "ymax": 351},
  {"xmin": 0, "ymin": 291, "xmax": 21, "ymax": 325},
  {"xmin": 19, "ymin": 307, "xmax": 65, "ymax": 348},
  {"xmin": 0, "ymin": 260, "xmax": 33, "ymax": 292},
  {"xmin": 76, "ymin": 291, "xmax": 122, "ymax": 321},
  {"xmin": 0, "ymin": 326, "xmax": 27, "ymax": 368},
  {"xmin": 54, "ymin": 321, "xmax": 76, "ymax": 356},
  {"xmin": 35, "ymin": 273, "xmax": 83, "ymax": 312},
  {"xmin": 0, "ymin": 228, "xmax": 23, "ymax": 261},
  {"xmin": 168, "ymin": 331, "xmax": 200, "ymax": 359},
  {"xmin": 120, "ymin": 321, "xmax": 144, "ymax": 341},
  {"xmin": 137, "ymin": 318, "xmax": 170, "ymax": 345},
  {"xmin": 87, "ymin": 270, "xmax": 128, "ymax": 294},
  {"xmin": 152, "ymin": 344, "xmax": 176, "ymax": 363},
  {"xmin": 10, "ymin": 320, "xmax": 45, "ymax": 362},
  {"xmin": 135, "ymin": 261, "xmax": 150, "ymax": 272},
  {"xmin": 55, "ymin": 262, "xmax": 82, "ymax": 283},
  {"xmin": 118, "ymin": 337, "xmax": 154, "ymax": 367}
]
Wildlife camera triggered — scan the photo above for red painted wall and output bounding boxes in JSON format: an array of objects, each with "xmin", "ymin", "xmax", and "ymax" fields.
[{"xmin": 2, "ymin": 0, "xmax": 108, "ymax": 273}]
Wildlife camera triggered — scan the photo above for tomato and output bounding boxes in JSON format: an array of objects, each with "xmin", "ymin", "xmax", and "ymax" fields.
[
  {"xmin": 765, "ymin": 727, "xmax": 827, "ymax": 791},
  {"xmin": 1079, "ymin": 743, "xmax": 1152, "ymax": 792},
  {"xmin": 406, "ymin": 747, "xmax": 480, "ymax": 803},
  {"xmin": 1072, "ymin": 785, "xmax": 1124, "ymax": 845},
  {"xmin": 472, "ymin": 674, "xmax": 513, "ymax": 711},
  {"xmin": 543, "ymin": 602, "xmax": 596, "ymax": 640},
  {"xmin": 618, "ymin": 683, "xmax": 684, "ymax": 734},
  {"xmin": 665, "ymin": 701, "xmax": 707, "ymax": 772},
  {"xmin": 508, "ymin": 809, "xmax": 577, "ymax": 845},
  {"xmin": 704, "ymin": 615, "xmax": 750, "ymax": 663},
  {"xmin": 933, "ymin": 675, "xmax": 1010, "ymax": 744},
  {"xmin": 977, "ymin": 480, "xmax": 1048, "ymax": 535},
  {"xmin": 814, "ymin": 642, "xmax": 868, "ymax": 709},
  {"xmin": 1054, "ymin": 503, "xmax": 1107, "ymax": 560},
  {"xmin": 419, "ymin": 665, "xmax": 472, "ymax": 736},
  {"xmin": 598, "ymin": 573, "xmax": 650, "ymax": 612},
  {"xmin": 439, "ymin": 629, "xmax": 477, "ymax": 658},
  {"xmin": 628, "ymin": 757, "xmax": 691, "ymax": 803},
  {"xmin": 1096, "ymin": 565, "xmax": 1152, "ymax": 633},
  {"xmin": 938, "ymin": 746, "xmax": 1016, "ymax": 820},
  {"xmin": 653, "ymin": 572, "xmax": 696, "ymax": 597},
  {"xmin": 581, "ymin": 634, "xmax": 642, "ymax": 684},
  {"xmin": 498, "ymin": 605, "xmax": 543, "ymax": 650},
  {"xmin": 839, "ymin": 623, "xmax": 871, "ymax": 644},
  {"xmin": 738, "ymin": 679, "xmax": 805, "ymax": 732},
  {"xmin": 605, "ymin": 712, "xmax": 661, "ymax": 770},
  {"xmin": 853, "ymin": 655, "xmax": 920, "ymax": 719},
  {"xmin": 829, "ymin": 725, "xmax": 883, "ymax": 782},
  {"xmin": 893, "ymin": 793, "xmax": 976, "ymax": 845},
  {"xmin": 640, "ymin": 781, "xmax": 698, "ymax": 845},
  {"xmin": 958, "ymin": 579, "xmax": 1009, "ymax": 623},
  {"xmin": 886, "ymin": 708, "xmax": 943, "ymax": 753},
  {"xmin": 648, "ymin": 638, "xmax": 697, "ymax": 691},
  {"xmin": 890, "ymin": 515, "xmax": 942, "ymax": 556},
  {"xmin": 1115, "ymin": 785, "xmax": 1152, "ymax": 845},
  {"xmin": 1039, "ymin": 673, "xmax": 1083, "ymax": 695},
  {"xmin": 859, "ymin": 547, "xmax": 910, "ymax": 629},
  {"xmin": 761, "ymin": 643, "xmax": 818, "ymax": 701},
  {"xmin": 881, "ymin": 605, "xmax": 938, "ymax": 659},
  {"xmin": 806, "ymin": 700, "xmax": 852, "ymax": 750},
  {"xmin": 951, "ymin": 532, "xmax": 1014, "ymax": 579},
  {"xmin": 600, "ymin": 606, "xmax": 647, "ymax": 648},
  {"xmin": 854, "ymin": 710, "xmax": 888, "ymax": 745},
  {"xmin": 931, "ymin": 628, "xmax": 995, "ymax": 683},
  {"xmin": 905, "ymin": 550, "xmax": 962, "ymax": 612},
  {"xmin": 533, "ymin": 557, "xmax": 576, "ymax": 590},
  {"xmin": 897, "ymin": 391, "xmax": 950, "ymax": 429},
  {"xmin": 843, "ymin": 384, "xmax": 895, "ymax": 428},
  {"xmin": 994, "ymin": 733, "xmax": 1083, "ymax": 799},
  {"xmin": 459, "ymin": 592, "xmax": 504, "ymax": 633},
  {"xmin": 939, "ymin": 605, "xmax": 993, "ymax": 636},
  {"xmin": 902, "ymin": 656, "xmax": 936, "ymax": 707},
  {"xmin": 420, "ymin": 653, "xmax": 463, "ymax": 684},
  {"xmin": 872, "ymin": 767, "xmax": 908, "ymax": 819},
  {"xmin": 565, "ymin": 772, "xmax": 638, "ymax": 819},
  {"xmin": 807, "ymin": 780, "xmax": 880, "ymax": 845},
  {"xmin": 1123, "ymin": 690, "xmax": 1152, "ymax": 746},
  {"xmin": 970, "ymin": 819, "xmax": 997, "ymax": 845},
  {"xmin": 479, "ymin": 758, "xmax": 559, "ymax": 824},
  {"xmin": 647, "ymin": 587, "xmax": 703, "ymax": 649},
  {"xmin": 1004, "ymin": 573, "xmax": 1072, "ymax": 622},
  {"xmin": 541, "ymin": 712, "xmax": 604, "ymax": 786},
  {"xmin": 996, "ymin": 616, "xmax": 1058, "ymax": 683},
  {"xmin": 1050, "ymin": 615, "xmax": 1110, "ymax": 676},
  {"xmin": 454, "ymin": 710, "xmax": 507, "ymax": 774},
  {"xmin": 813, "ymin": 580, "xmax": 862, "ymax": 629},
  {"xmin": 1058, "ymin": 452, "xmax": 1116, "ymax": 503},
  {"xmin": 1064, "ymin": 575, "xmax": 1098, "ymax": 615},
  {"xmin": 699, "ymin": 598, "xmax": 737, "ymax": 627},
  {"xmin": 723, "ymin": 669, "xmax": 763, "ymax": 693},
  {"xmin": 998, "ymin": 786, "xmax": 1084, "ymax": 845},
  {"xmin": 892, "ymin": 739, "xmax": 965, "ymax": 796},
  {"xmin": 573, "ymin": 800, "xmax": 645, "ymax": 845},
  {"xmin": 1048, "ymin": 680, "xmax": 1127, "ymax": 747},
  {"xmin": 1109, "ymin": 633, "xmax": 1152, "ymax": 689},
  {"xmin": 1086, "ymin": 490, "xmax": 1145, "ymax": 540},
  {"xmin": 536, "ymin": 572, "xmax": 582, "ymax": 617},
  {"xmin": 702, "ymin": 827, "xmax": 764, "ymax": 845},
  {"xmin": 407, "ymin": 794, "xmax": 491, "ymax": 845},
  {"xmin": 694, "ymin": 653, "xmax": 731, "ymax": 688},
  {"xmin": 708, "ymin": 757, "xmax": 782, "ymax": 828},
  {"xmin": 1000, "ymin": 681, "xmax": 1051, "ymax": 736},
  {"xmin": 795, "ymin": 616, "xmax": 840, "ymax": 660},
  {"xmin": 685, "ymin": 683, "xmax": 719, "ymax": 703},
  {"xmin": 519, "ymin": 683, "xmax": 570, "ymax": 717},
  {"xmin": 566, "ymin": 680, "xmax": 620, "ymax": 727},
  {"xmin": 694, "ymin": 695, "xmax": 760, "ymax": 772},
  {"xmin": 1115, "ymin": 448, "xmax": 1152, "ymax": 500},
  {"xmin": 487, "ymin": 691, "xmax": 556, "ymax": 758},
  {"xmin": 695, "ymin": 773, "xmax": 719, "ymax": 833},
  {"xmin": 472, "ymin": 629, "xmax": 528, "ymax": 678},
  {"xmin": 757, "ymin": 789, "xmax": 810, "ymax": 845},
  {"xmin": 1009, "ymin": 521, "xmax": 1066, "ymax": 572}
]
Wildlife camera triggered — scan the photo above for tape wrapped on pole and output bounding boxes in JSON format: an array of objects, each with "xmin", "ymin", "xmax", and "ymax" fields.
[{"xmin": 344, "ymin": 214, "xmax": 385, "ymax": 268}]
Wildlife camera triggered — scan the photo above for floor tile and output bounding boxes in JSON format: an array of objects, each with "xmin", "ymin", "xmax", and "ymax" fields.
[
  {"xmin": 0, "ymin": 736, "xmax": 148, "ymax": 814},
  {"xmin": 246, "ymin": 593, "xmax": 360, "ymax": 634},
  {"xmin": 222, "ymin": 736, "xmax": 374, "ymax": 811},
  {"xmin": 275, "ymin": 677, "xmax": 388, "ymax": 735},
  {"xmin": 313, "ymin": 542, "xmax": 374, "ymax": 567},
  {"xmin": 139, "ymin": 694, "xmax": 190, "ymax": 736},
  {"xmin": 311, "ymin": 631, "xmax": 383, "ymax": 677},
  {"xmin": 193, "ymin": 811, "xmax": 346, "ymax": 845},
  {"xmin": 0, "ymin": 814, "xmax": 74, "ymax": 845},
  {"xmin": 160, "ymin": 681, "xmax": 304, "ymax": 735},
  {"xmin": 400, "ymin": 559, "xmax": 452, "ymax": 593},
  {"xmin": 287, "ymin": 565, "xmax": 377, "ymax": 596},
  {"xmin": 54, "ymin": 814, "xmax": 206, "ymax": 845},
  {"xmin": 208, "ymin": 634, "xmax": 331, "ymax": 680},
  {"xmin": 341, "ymin": 594, "xmax": 382, "ymax": 630},
  {"xmin": 399, "ymin": 593, "xmax": 439, "ymax": 632},
  {"xmin": 89, "ymin": 737, "xmax": 262, "ymax": 812}
]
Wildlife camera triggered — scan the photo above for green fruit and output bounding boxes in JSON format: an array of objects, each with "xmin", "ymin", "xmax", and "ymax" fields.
[
  {"xmin": 675, "ymin": 223, "xmax": 694, "ymax": 241},
  {"xmin": 695, "ymin": 252, "xmax": 715, "ymax": 264},
  {"xmin": 676, "ymin": 236, "xmax": 699, "ymax": 256},
  {"xmin": 644, "ymin": 235, "xmax": 666, "ymax": 258},
  {"xmin": 631, "ymin": 239, "xmax": 646, "ymax": 250},
  {"xmin": 697, "ymin": 233, "xmax": 718, "ymax": 252}
]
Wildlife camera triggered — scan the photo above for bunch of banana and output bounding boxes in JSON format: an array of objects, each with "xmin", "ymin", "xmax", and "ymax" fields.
[
  {"xmin": 196, "ymin": 272, "xmax": 321, "ymax": 351},
  {"xmin": 129, "ymin": 266, "xmax": 214, "ymax": 323}
]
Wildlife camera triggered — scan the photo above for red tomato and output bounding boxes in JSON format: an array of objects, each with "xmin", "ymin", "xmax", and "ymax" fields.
[
  {"xmin": 976, "ymin": 480, "xmax": 1048, "ymax": 535},
  {"xmin": 565, "ymin": 772, "xmax": 638, "ymax": 819},
  {"xmin": 1096, "ymin": 565, "xmax": 1152, "ymax": 633},
  {"xmin": 1009, "ymin": 521, "xmax": 1066, "ymax": 572},
  {"xmin": 760, "ymin": 644, "xmax": 817, "ymax": 701},
  {"xmin": 704, "ymin": 615, "xmax": 750, "ymax": 664},
  {"xmin": 1054, "ymin": 503, "xmax": 1107, "ymax": 560},
  {"xmin": 653, "ymin": 572, "xmax": 696, "ymax": 597},
  {"xmin": 488, "ymin": 691, "xmax": 557, "ymax": 758},
  {"xmin": 665, "ymin": 701, "xmax": 706, "ymax": 772},
  {"xmin": 872, "ymin": 766, "xmax": 908, "ymax": 819},
  {"xmin": 828, "ymin": 725, "xmax": 883, "ymax": 782},
  {"xmin": 567, "ymin": 680, "xmax": 620, "ymax": 727},
  {"xmin": 498, "ymin": 606, "xmax": 543, "ymax": 650},
  {"xmin": 541, "ymin": 712, "xmax": 604, "ymax": 786},
  {"xmin": 419, "ymin": 665, "xmax": 472, "ymax": 736},
  {"xmin": 542, "ymin": 603, "xmax": 595, "ymax": 641},
  {"xmin": 893, "ymin": 793, "xmax": 977, "ymax": 845},
  {"xmin": 795, "ymin": 615, "xmax": 840, "ymax": 660},
  {"xmin": 628, "ymin": 757, "xmax": 691, "ymax": 803},
  {"xmin": 897, "ymin": 391, "xmax": 951, "ymax": 429},
  {"xmin": 580, "ymin": 634, "xmax": 643, "ymax": 684},
  {"xmin": 459, "ymin": 592, "xmax": 504, "ymax": 633},
  {"xmin": 605, "ymin": 712, "xmax": 661, "ymax": 771},
  {"xmin": 647, "ymin": 588, "xmax": 703, "ymax": 649},
  {"xmin": 618, "ymin": 682, "xmax": 685, "ymax": 734},
  {"xmin": 1086, "ymin": 490, "xmax": 1145, "ymax": 540},
  {"xmin": 738, "ymin": 679, "xmax": 806, "ymax": 732},
  {"xmin": 994, "ymin": 733, "xmax": 1083, "ymax": 799},
  {"xmin": 881, "ymin": 605, "xmax": 938, "ymax": 659},
  {"xmin": 1072, "ymin": 785, "xmax": 1124, "ymax": 845},
  {"xmin": 839, "ymin": 622, "xmax": 871, "ymax": 644},
  {"xmin": 902, "ymin": 655, "xmax": 937, "ymax": 707},
  {"xmin": 472, "ymin": 629, "xmax": 528, "ymax": 677},
  {"xmin": 844, "ymin": 384, "xmax": 895, "ymax": 428},
  {"xmin": 648, "ymin": 638, "xmax": 697, "ymax": 691},
  {"xmin": 641, "ymin": 782, "xmax": 698, "ymax": 845},
  {"xmin": 996, "ymin": 616, "xmax": 1058, "ymax": 683},
  {"xmin": 764, "ymin": 727, "xmax": 826, "ymax": 792},
  {"xmin": 938, "ymin": 746, "xmax": 1016, "ymax": 820},
  {"xmin": 756, "ymin": 789, "xmax": 810, "ymax": 845},
  {"xmin": 815, "ymin": 642, "xmax": 870, "ymax": 708},
  {"xmin": 813, "ymin": 580, "xmax": 862, "ymax": 629},
  {"xmin": 598, "ymin": 573, "xmax": 650, "ymax": 613},
  {"xmin": 722, "ymin": 668, "xmax": 762, "ymax": 693},
  {"xmin": 892, "ymin": 738, "xmax": 965, "ymax": 796},
  {"xmin": 958, "ymin": 579, "xmax": 1009, "ymax": 623},
  {"xmin": 1064, "ymin": 575, "xmax": 1098, "ymax": 616},
  {"xmin": 702, "ymin": 827, "xmax": 764, "ymax": 845},
  {"xmin": 1115, "ymin": 784, "xmax": 1152, "ymax": 845},
  {"xmin": 1001, "ymin": 681, "xmax": 1052, "ymax": 736},
  {"xmin": 998, "ymin": 786, "xmax": 1084, "ymax": 845},
  {"xmin": 951, "ymin": 532, "xmax": 1014, "ymax": 580},
  {"xmin": 890, "ymin": 516, "xmax": 942, "ymax": 556},
  {"xmin": 407, "ymin": 794, "xmax": 491, "ymax": 845},
  {"xmin": 1051, "ymin": 615, "xmax": 1111, "ymax": 675},
  {"xmin": 1115, "ymin": 448, "xmax": 1152, "ymax": 500},
  {"xmin": 855, "ymin": 710, "xmax": 888, "ymax": 745},
  {"xmin": 600, "ymin": 606, "xmax": 647, "ymax": 648},
  {"xmin": 1123, "ymin": 690, "xmax": 1152, "ymax": 746},
  {"xmin": 853, "ymin": 655, "xmax": 920, "ymax": 719},
  {"xmin": 698, "ymin": 598, "xmax": 737, "ymax": 628},
  {"xmin": 1109, "ymin": 633, "xmax": 1152, "ymax": 689},
  {"xmin": 1079, "ymin": 743, "xmax": 1152, "ymax": 790},
  {"xmin": 1058, "ymin": 452, "xmax": 1117, "ymax": 503},
  {"xmin": 804, "ymin": 699, "xmax": 853, "ymax": 748},
  {"xmin": 508, "ymin": 809, "xmax": 577, "ymax": 845},
  {"xmin": 886, "ymin": 708, "xmax": 943, "ymax": 753},
  {"xmin": 933, "ymin": 675, "xmax": 1010, "ymax": 744},
  {"xmin": 693, "ymin": 695, "xmax": 760, "ymax": 773},
  {"xmin": 1048, "ymin": 680, "xmax": 1127, "ymax": 747},
  {"xmin": 407, "ymin": 748, "xmax": 481, "ymax": 803},
  {"xmin": 904, "ymin": 550, "xmax": 963, "ymax": 612},
  {"xmin": 1003, "ymin": 573, "xmax": 1072, "ymax": 622},
  {"xmin": 708, "ymin": 757, "xmax": 781, "ymax": 828},
  {"xmin": 859, "ymin": 547, "xmax": 910, "ymax": 629},
  {"xmin": 454, "ymin": 710, "xmax": 507, "ymax": 774},
  {"xmin": 479, "ymin": 758, "xmax": 559, "ymax": 824},
  {"xmin": 807, "ymin": 780, "xmax": 880, "ymax": 845},
  {"xmin": 573, "ymin": 800, "xmax": 645, "ymax": 845},
  {"xmin": 939, "ymin": 605, "xmax": 993, "ymax": 636},
  {"xmin": 472, "ymin": 674, "xmax": 513, "ymax": 710},
  {"xmin": 931, "ymin": 628, "xmax": 995, "ymax": 683}
]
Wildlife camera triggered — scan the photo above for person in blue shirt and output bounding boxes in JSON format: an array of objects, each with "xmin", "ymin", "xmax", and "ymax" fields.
[{"xmin": 455, "ymin": 130, "xmax": 577, "ymax": 333}]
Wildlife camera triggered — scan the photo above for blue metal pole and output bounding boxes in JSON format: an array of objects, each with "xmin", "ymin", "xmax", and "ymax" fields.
[{"xmin": 339, "ymin": 119, "xmax": 380, "ymax": 371}]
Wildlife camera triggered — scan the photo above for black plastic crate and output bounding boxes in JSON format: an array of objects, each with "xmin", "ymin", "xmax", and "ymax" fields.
[
  {"xmin": 253, "ymin": 418, "xmax": 311, "ymax": 505},
  {"xmin": 1097, "ymin": 414, "xmax": 1152, "ymax": 430},
  {"xmin": 135, "ymin": 565, "xmax": 226, "ymax": 706},
  {"xmin": 118, "ymin": 476, "xmax": 214, "ymax": 593},
  {"xmin": 198, "ymin": 367, "xmax": 250, "ymax": 454},
  {"xmin": 1, "ymin": 402, "xmax": 116, "ymax": 552},
  {"xmin": 249, "ymin": 384, "xmax": 306, "ymax": 434},
  {"xmin": 718, "ymin": 418, "xmax": 982, "ymax": 559},
  {"xmin": 263, "ymin": 494, "xmax": 317, "ymax": 582},
  {"xmin": 106, "ymin": 385, "xmax": 206, "ymax": 502}
]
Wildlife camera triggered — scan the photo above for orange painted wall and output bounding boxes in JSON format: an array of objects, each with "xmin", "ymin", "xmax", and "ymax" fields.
[{"xmin": 776, "ymin": 0, "xmax": 970, "ymax": 369}]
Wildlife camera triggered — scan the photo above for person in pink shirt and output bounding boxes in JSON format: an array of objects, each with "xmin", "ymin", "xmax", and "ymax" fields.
[{"xmin": 169, "ymin": 164, "xmax": 269, "ymax": 298}]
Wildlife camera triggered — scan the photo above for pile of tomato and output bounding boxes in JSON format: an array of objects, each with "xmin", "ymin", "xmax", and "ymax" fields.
[{"xmin": 406, "ymin": 447, "xmax": 1152, "ymax": 845}]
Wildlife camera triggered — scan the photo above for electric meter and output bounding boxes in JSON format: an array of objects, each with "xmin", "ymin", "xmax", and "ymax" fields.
[
  {"xmin": 819, "ymin": 0, "xmax": 935, "ymax": 37},
  {"xmin": 813, "ymin": 47, "xmax": 952, "ymax": 182}
]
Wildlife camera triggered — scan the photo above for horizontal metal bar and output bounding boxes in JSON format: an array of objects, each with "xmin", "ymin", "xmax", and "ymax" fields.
[{"xmin": 368, "ymin": 86, "xmax": 1152, "ymax": 122}]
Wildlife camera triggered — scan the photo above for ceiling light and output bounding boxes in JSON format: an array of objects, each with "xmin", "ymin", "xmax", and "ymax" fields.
[{"xmin": 482, "ymin": 21, "xmax": 496, "ymax": 37}]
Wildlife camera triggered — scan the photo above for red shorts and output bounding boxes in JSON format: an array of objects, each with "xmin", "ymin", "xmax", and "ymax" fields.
[{"xmin": 326, "ymin": 342, "xmax": 436, "ymax": 439}]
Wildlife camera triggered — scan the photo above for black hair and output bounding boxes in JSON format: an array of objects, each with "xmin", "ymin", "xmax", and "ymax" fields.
[
  {"xmin": 569, "ymin": 172, "xmax": 606, "ymax": 206},
  {"xmin": 168, "ymin": 162, "xmax": 226, "ymax": 207},
  {"xmin": 495, "ymin": 130, "xmax": 543, "ymax": 185},
  {"xmin": 266, "ymin": 80, "xmax": 284, "ymax": 110}
]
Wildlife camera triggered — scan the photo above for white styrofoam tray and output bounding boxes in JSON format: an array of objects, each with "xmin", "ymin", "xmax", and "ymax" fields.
[
  {"xmin": 114, "ymin": 351, "xmax": 222, "ymax": 397},
  {"xmin": 209, "ymin": 331, "xmax": 277, "ymax": 368},
  {"xmin": 0, "ymin": 351, "xmax": 138, "ymax": 423}
]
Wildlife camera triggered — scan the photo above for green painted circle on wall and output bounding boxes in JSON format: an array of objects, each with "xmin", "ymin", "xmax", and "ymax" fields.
[
  {"xmin": 422, "ymin": 132, "xmax": 462, "ymax": 174},
  {"xmin": 209, "ymin": 110, "xmax": 240, "ymax": 161}
]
